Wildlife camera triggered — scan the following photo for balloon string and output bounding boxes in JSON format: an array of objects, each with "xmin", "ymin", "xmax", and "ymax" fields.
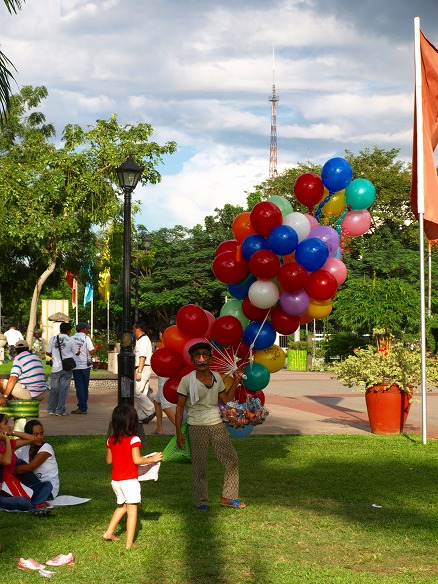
[
  {"xmin": 314, "ymin": 190, "xmax": 335, "ymax": 220},
  {"xmin": 248, "ymin": 308, "xmax": 272, "ymax": 368}
]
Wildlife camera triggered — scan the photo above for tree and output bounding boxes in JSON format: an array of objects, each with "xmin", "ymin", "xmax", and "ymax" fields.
[
  {"xmin": 0, "ymin": 1, "xmax": 25, "ymax": 124},
  {"xmin": 0, "ymin": 86, "xmax": 177, "ymax": 342}
]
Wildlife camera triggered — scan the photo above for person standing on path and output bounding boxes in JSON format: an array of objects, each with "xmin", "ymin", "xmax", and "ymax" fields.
[
  {"xmin": 152, "ymin": 326, "xmax": 175, "ymax": 434},
  {"xmin": 46, "ymin": 322, "xmax": 79, "ymax": 416},
  {"xmin": 176, "ymin": 341, "xmax": 246, "ymax": 510},
  {"xmin": 132, "ymin": 322, "xmax": 155, "ymax": 425},
  {"xmin": 71, "ymin": 322, "xmax": 95, "ymax": 414}
]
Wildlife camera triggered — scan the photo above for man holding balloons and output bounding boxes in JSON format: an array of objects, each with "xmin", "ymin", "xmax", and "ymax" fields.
[{"xmin": 176, "ymin": 341, "xmax": 246, "ymax": 511}]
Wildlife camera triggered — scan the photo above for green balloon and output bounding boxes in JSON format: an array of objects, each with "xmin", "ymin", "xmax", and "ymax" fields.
[
  {"xmin": 345, "ymin": 179, "xmax": 376, "ymax": 210},
  {"xmin": 220, "ymin": 298, "xmax": 250, "ymax": 328},
  {"xmin": 243, "ymin": 362, "xmax": 270, "ymax": 391},
  {"xmin": 267, "ymin": 195, "xmax": 294, "ymax": 218}
]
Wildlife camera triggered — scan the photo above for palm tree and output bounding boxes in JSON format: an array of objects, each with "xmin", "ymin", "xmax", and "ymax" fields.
[{"xmin": 1, "ymin": 1, "xmax": 25, "ymax": 124}]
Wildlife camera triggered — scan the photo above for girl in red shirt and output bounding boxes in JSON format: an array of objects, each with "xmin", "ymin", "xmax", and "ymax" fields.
[{"xmin": 103, "ymin": 404, "xmax": 162, "ymax": 549}]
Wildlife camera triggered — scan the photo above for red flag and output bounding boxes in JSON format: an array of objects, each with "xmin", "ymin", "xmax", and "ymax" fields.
[
  {"xmin": 65, "ymin": 271, "xmax": 78, "ymax": 309},
  {"xmin": 411, "ymin": 31, "xmax": 438, "ymax": 240}
]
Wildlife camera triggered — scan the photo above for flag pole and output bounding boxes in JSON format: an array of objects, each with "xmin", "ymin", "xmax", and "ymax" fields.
[{"xmin": 414, "ymin": 16, "xmax": 428, "ymax": 444}]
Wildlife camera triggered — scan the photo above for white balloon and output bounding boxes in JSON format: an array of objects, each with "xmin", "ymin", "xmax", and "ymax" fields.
[
  {"xmin": 248, "ymin": 280, "xmax": 280, "ymax": 309},
  {"xmin": 283, "ymin": 212, "xmax": 311, "ymax": 243}
]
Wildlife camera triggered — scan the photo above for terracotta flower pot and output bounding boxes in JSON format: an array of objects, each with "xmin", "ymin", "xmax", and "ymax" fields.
[{"xmin": 365, "ymin": 384, "xmax": 412, "ymax": 435}]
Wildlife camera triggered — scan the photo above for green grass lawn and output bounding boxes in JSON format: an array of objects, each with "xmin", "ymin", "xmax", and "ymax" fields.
[{"xmin": 2, "ymin": 434, "xmax": 438, "ymax": 583}]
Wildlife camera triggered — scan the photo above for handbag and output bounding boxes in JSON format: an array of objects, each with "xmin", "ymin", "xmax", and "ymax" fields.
[
  {"xmin": 57, "ymin": 335, "xmax": 76, "ymax": 371},
  {"xmin": 162, "ymin": 422, "xmax": 191, "ymax": 463}
]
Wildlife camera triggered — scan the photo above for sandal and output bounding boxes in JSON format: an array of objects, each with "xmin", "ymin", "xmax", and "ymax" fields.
[
  {"xmin": 220, "ymin": 499, "xmax": 246, "ymax": 509},
  {"xmin": 195, "ymin": 504, "xmax": 209, "ymax": 511}
]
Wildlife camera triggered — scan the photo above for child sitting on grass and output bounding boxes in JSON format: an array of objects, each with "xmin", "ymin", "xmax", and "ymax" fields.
[{"xmin": 103, "ymin": 404, "xmax": 162, "ymax": 549}]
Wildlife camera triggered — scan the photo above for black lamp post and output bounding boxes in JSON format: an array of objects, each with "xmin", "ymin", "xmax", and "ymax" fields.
[
  {"xmin": 116, "ymin": 156, "xmax": 144, "ymax": 407},
  {"xmin": 134, "ymin": 235, "xmax": 152, "ymax": 322}
]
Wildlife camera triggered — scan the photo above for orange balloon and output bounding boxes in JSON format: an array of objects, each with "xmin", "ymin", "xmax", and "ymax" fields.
[
  {"xmin": 232, "ymin": 212, "xmax": 257, "ymax": 243},
  {"xmin": 162, "ymin": 325, "xmax": 190, "ymax": 353},
  {"xmin": 306, "ymin": 298, "xmax": 333, "ymax": 319}
]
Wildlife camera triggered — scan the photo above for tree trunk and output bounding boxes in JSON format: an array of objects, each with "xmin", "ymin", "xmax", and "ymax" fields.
[{"xmin": 26, "ymin": 259, "xmax": 57, "ymax": 345}]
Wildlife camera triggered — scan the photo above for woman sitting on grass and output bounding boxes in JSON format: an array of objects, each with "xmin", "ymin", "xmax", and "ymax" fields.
[
  {"xmin": 103, "ymin": 404, "xmax": 163, "ymax": 549},
  {"xmin": 14, "ymin": 419, "xmax": 60, "ymax": 499},
  {"xmin": 0, "ymin": 414, "xmax": 52, "ymax": 509}
]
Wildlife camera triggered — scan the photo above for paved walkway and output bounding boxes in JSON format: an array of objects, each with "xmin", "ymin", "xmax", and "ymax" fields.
[{"xmin": 32, "ymin": 371, "xmax": 438, "ymax": 440}]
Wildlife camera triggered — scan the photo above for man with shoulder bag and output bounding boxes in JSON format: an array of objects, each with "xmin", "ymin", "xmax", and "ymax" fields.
[
  {"xmin": 71, "ymin": 322, "xmax": 95, "ymax": 415},
  {"xmin": 46, "ymin": 322, "xmax": 79, "ymax": 416}
]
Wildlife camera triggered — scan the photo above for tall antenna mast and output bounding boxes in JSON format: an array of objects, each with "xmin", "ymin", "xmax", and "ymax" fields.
[{"xmin": 269, "ymin": 45, "xmax": 279, "ymax": 179}]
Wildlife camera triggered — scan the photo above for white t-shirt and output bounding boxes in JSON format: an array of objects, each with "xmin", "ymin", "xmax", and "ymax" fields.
[
  {"xmin": 71, "ymin": 332, "xmax": 95, "ymax": 369},
  {"xmin": 134, "ymin": 334, "xmax": 152, "ymax": 368},
  {"xmin": 4, "ymin": 328, "xmax": 24, "ymax": 346},
  {"xmin": 47, "ymin": 334, "xmax": 79, "ymax": 373},
  {"xmin": 15, "ymin": 443, "xmax": 60, "ymax": 498}
]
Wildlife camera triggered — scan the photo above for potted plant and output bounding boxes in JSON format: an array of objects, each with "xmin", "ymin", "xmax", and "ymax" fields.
[
  {"xmin": 333, "ymin": 344, "xmax": 438, "ymax": 434},
  {"xmin": 286, "ymin": 340, "xmax": 311, "ymax": 371}
]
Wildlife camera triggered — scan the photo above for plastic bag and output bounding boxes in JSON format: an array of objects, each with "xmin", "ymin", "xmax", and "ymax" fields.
[{"xmin": 162, "ymin": 423, "xmax": 191, "ymax": 463}]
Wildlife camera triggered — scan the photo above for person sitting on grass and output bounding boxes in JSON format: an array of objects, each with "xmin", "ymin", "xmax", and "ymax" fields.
[
  {"xmin": 103, "ymin": 404, "xmax": 163, "ymax": 549},
  {"xmin": 14, "ymin": 419, "xmax": 60, "ymax": 499},
  {"xmin": 0, "ymin": 414, "xmax": 52, "ymax": 509}
]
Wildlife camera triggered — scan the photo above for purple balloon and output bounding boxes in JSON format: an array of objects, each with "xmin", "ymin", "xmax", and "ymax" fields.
[
  {"xmin": 280, "ymin": 289, "xmax": 310, "ymax": 316},
  {"xmin": 311, "ymin": 226, "xmax": 340, "ymax": 254}
]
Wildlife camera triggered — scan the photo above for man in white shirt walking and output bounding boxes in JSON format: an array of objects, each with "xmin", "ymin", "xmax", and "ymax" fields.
[
  {"xmin": 46, "ymin": 322, "xmax": 79, "ymax": 416},
  {"xmin": 4, "ymin": 324, "xmax": 24, "ymax": 358},
  {"xmin": 132, "ymin": 321, "xmax": 155, "ymax": 424}
]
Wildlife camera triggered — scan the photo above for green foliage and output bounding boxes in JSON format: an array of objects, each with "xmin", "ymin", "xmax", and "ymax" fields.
[
  {"xmin": 333, "ymin": 277, "xmax": 420, "ymax": 340},
  {"xmin": 333, "ymin": 344, "xmax": 438, "ymax": 392},
  {"xmin": 322, "ymin": 332, "xmax": 367, "ymax": 360},
  {"xmin": 287, "ymin": 340, "xmax": 311, "ymax": 352}
]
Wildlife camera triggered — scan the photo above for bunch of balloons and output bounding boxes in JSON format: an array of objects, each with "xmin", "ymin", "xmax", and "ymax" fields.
[{"xmin": 151, "ymin": 157, "xmax": 375, "ymax": 436}]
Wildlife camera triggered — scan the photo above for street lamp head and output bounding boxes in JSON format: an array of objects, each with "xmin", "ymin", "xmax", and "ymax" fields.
[
  {"xmin": 117, "ymin": 156, "xmax": 144, "ymax": 193},
  {"xmin": 142, "ymin": 235, "xmax": 152, "ymax": 250}
]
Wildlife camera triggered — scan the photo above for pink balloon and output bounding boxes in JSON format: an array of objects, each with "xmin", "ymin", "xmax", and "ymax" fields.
[
  {"xmin": 203, "ymin": 310, "xmax": 215, "ymax": 339},
  {"xmin": 306, "ymin": 214, "xmax": 320, "ymax": 230},
  {"xmin": 341, "ymin": 210, "xmax": 371, "ymax": 237},
  {"xmin": 321, "ymin": 257, "xmax": 348, "ymax": 286},
  {"xmin": 182, "ymin": 337, "xmax": 210, "ymax": 366}
]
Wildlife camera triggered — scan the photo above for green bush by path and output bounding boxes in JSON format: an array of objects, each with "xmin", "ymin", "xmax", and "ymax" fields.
[{"xmin": 1, "ymin": 434, "xmax": 438, "ymax": 583}]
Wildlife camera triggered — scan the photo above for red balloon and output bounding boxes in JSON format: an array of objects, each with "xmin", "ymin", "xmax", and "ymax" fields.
[
  {"xmin": 241, "ymin": 296, "xmax": 271, "ymax": 321},
  {"xmin": 163, "ymin": 377, "xmax": 182, "ymax": 404},
  {"xmin": 151, "ymin": 347, "xmax": 185, "ymax": 378},
  {"xmin": 270, "ymin": 305, "xmax": 300, "ymax": 335},
  {"xmin": 236, "ymin": 386, "xmax": 266, "ymax": 406},
  {"xmin": 211, "ymin": 315, "xmax": 243, "ymax": 347},
  {"xmin": 249, "ymin": 249, "xmax": 281, "ymax": 280},
  {"xmin": 203, "ymin": 309, "xmax": 215, "ymax": 338},
  {"xmin": 300, "ymin": 313, "xmax": 314, "ymax": 324},
  {"xmin": 176, "ymin": 304, "xmax": 209, "ymax": 338},
  {"xmin": 235, "ymin": 340, "xmax": 251, "ymax": 360},
  {"xmin": 305, "ymin": 269, "xmax": 338, "ymax": 300},
  {"xmin": 215, "ymin": 240, "xmax": 239, "ymax": 256},
  {"xmin": 277, "ymin": 262, "xmax": 308, "ymax": 292},
  {"xmin": 294, "ymin": 173, "xmax": 324, "ymax": 207},
  {"xmin": 162, "ymin": 325, "xmax": 190, "ymax": 353},
  {"xmin": 232, "ymin": 212, "xmax": 257, "ymax": 242},
  {"xmin": 179, "ymin": 364, "xmax": 195, "ymax": 376},
  {"xmin": 250, "ymin": 201, "xmax": 283, "ymax": 238},
  {"xmin": 212, "ymin": 251, "xmax": 249, "ymax": 284}
]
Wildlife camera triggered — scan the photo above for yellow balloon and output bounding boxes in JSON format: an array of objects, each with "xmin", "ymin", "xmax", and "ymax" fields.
[
  {"xmin": 253, "ymin": 344, "xmax": 286, "ymax": 373},
  {"xmin": 307, "ymin": 298, "xmax": 333, "ymax": 319},
  {"xmin": 222, "ymin": 375, "xmax": 235, "ymax": 391},
  {"xmin": 322, "ymin": 188, "xmax": 346, "ymax": 217}
]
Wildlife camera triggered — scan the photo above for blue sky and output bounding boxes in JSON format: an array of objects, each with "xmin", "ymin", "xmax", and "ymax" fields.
[{"xmin": 1, "ymin": 0, "xmax": 438, "ymax": 231}]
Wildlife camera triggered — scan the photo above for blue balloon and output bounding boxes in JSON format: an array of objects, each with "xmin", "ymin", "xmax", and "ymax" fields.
[
  {"xmin": 225, "ymin": 424, "xmax": 254, "ymax": 438},
  {"xmin": 241, "ymin": 234, "xmax": 268, "ymax": 261},
  {"xmin": 321, "ymin": 157, "xmax": 353, "ymax": 192},
  {"xmin": 243, "ymin": 320, "xmax": 276, "ymax": 350},
  {"xmin": 267, "ymin": 225, "xmax": 298, "ymax": 256},
  {"xmin": 295, "ymin": 238, "xmax": 329, "ymax": 271},
  {"xmin": 227, "ymin": 274, "xmax": 257, "ymax": 300}
]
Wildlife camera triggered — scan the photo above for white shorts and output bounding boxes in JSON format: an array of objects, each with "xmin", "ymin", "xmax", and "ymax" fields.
[
  {"xmin": 111, "ymin": 478, "xmax": 141, "ymax": 505},
  {"xmin": 155, "ymin": 377, "xmax": 172, "ymax": 409}
]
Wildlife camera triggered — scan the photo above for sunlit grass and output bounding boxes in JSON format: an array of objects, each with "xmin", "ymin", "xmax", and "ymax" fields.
[{"xmin": 1, "ymin": 434, "xmax": 438, "ymax": 583}]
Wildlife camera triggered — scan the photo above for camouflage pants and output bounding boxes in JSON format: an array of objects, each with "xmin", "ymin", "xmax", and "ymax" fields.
[{"xmin": 188, "ymin": 422, "xmax": 239, "ymax": 507}]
